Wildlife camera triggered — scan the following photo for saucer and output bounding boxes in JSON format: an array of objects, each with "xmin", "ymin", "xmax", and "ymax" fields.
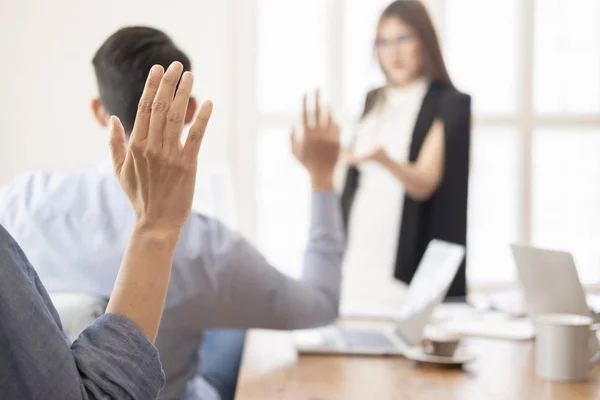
[{"xmin": 404, "ymin": 346, "xmax": 476, "ymax": 365}]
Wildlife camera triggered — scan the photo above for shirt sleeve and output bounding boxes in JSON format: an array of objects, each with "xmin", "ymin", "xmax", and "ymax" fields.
[
  {"xmin": 0, "ymin": 224, "xmax": 165, "ymax": 400},
  {"xmin": 73, "ymin": 314, "xmax": 165, "ymax": 399},
  {"xmin": 165, "ymin": 191, "xmax": 345, "ymax": 331}
]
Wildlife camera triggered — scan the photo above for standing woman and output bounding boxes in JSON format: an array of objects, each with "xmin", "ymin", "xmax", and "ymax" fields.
[{"xmin": 341, "ymin": 0, "xmax": 471, "ymax": 304}]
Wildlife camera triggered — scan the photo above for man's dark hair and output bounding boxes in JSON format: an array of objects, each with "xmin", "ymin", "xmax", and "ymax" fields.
[{"xmin": 92, "ymin": 26, "xmax": 192, "ymax": 134}]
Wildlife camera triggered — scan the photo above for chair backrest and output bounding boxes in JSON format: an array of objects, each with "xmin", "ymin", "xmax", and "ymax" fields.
[{"xmin": 50, "ymin": 293, "xmax": 107, "ymax": 341}]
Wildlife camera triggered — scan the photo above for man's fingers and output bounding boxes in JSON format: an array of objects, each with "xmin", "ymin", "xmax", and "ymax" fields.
[
  {"xmin": 164, "ymin": 71, "xmax": 194, "ymax": 155},
  {"xmin": 302, "ymin": 93, "xmax": 309, "ymax": 131},
  {"xmin": 290, "ymin": 127, "xmax": 300, "ymax": 157},
  {"xmin": 129, "ymin": 65, "xmax": 164, "ymax": 144},
  {"xmin": 326, "ymin": 110, "xmax": 339, "ymax": 141},
  {"xmin": 109, "ymin": 116, "xmax": 127, "ymax": 175},
  {"xmin": 332, "ymin": 120, "xmax": 341, "ymax": 141},
  {"xmin": 314, "ymin": 89, "xmax": 321, "ymax": 128},
  {"xmin": 147, "ymin": 61, "xmax": 184, "ymax": 151},
  {"xmin": 183, "ymin": 100, "xmax": 213, "ymax": 163}
]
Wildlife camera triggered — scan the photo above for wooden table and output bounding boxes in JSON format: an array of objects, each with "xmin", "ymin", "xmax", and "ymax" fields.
[{"xmin": 236, "ymin": 324, "xmax": 600, "ymax": 400}]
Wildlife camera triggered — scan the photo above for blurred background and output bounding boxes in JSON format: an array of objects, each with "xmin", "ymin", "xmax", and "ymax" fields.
[{"xmin": 1, "ymin": 0, "xmax": 599, "ymax": 291}]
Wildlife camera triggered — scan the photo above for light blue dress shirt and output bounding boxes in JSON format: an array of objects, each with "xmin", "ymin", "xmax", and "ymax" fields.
[{"xmin": 0, "ymin": 162, "xmax": 344, "ymax": 400}]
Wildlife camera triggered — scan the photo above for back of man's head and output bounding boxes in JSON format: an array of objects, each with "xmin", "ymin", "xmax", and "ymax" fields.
[{"xmin": 92, "ymin": 26, "xmax": 192, "ymax": 134}]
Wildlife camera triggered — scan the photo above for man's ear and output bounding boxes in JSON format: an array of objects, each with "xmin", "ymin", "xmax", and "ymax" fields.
[
  {"xmin": 185, "ymin": 97, "xmax": 198, "ymax": 125},
  {"xmin": 91, "ymin": 98, "xmax": 110, "ymax": 128}
]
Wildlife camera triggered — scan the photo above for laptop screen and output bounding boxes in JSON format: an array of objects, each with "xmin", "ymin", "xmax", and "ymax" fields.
[
  {"xmin": 395, "ymin": 240, "xmax": 465, "ymax": 345},
  {"xmin": 511, "ymin": 244, "xmax": 590, "ymax": 319}
]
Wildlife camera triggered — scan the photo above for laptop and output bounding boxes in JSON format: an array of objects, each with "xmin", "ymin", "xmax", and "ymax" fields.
[
  {"xmin": 294, "ymin": 240, "xmax": 465, "ymax": 356},
  {"xmin": 510, "ymin": 244, "xmax": 600, "ymax": 351},
  {"xmin": 510, "ymin": 244, "xmax": 592, "ymax": 320}
]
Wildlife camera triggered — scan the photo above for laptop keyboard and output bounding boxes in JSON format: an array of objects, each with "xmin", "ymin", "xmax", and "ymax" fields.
[{"xmin": 338, "ymin": 329, "xmax": 397, "ymax": 349}]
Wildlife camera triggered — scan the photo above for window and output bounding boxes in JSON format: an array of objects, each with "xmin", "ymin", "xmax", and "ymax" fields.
[
  {"xmin": 443, "ymin": 0, "xmax": 522, "ymax": 284},
  {"xmin": 342, "ymin": 0, "xmax": 390, "ymax": 114},
  {"xmin": 257, "ymin": 0, "xmax": 329, "ymax": 114},
  {"xmin": 532, "ymin": 129, "xmax": 600, "ymax": 283},
  {"xmin": 533, "ymin": 0, "xmax": 600, "ymax": 114},
  {"xmin": 467, "ymin": 127, "xmax": 520, "ymax": 283},
  {"xmin": 256, "ymin": 128, "xmax": 309, "ymax": 277},
  {"xmin": 445, "ymin": 0, "xmax": 519, "ymax": 116},
  {"xmin": 530, "ymin": 0, "xmax": 600, "ymax": 283},
  {"xmin": 234, "ymin": 0, "xmax": 600, "ymax": 287}
]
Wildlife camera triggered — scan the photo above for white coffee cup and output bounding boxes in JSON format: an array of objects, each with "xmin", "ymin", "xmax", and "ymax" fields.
[
  {"xmin": 421, "ymin": 330, "xmax": 462, "ymax": 358},
  {"xmin": 535, "ymin": 313, "xmax": 600, "ymax": 382}
]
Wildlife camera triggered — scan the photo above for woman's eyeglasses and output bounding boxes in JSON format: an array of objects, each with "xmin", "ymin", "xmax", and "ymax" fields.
[{"xmin": 375, "ymin": 34, "xmax": 413, "ymax": 50}]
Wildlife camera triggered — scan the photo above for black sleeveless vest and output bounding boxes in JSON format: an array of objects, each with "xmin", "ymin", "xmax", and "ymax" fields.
[{"xmin": 341, "ymin": 82, "xmax": 471, "ymax": 298}]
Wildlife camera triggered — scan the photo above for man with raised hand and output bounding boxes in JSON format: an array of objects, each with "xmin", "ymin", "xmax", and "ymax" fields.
[{"xmin": 0, "ymin": 62, "xmax": 213, "ymax": 399}]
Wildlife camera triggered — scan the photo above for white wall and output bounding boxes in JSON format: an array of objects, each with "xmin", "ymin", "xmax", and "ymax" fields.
[{"xmin": 0, "ymin": 0, "xmax": 233, "ymax": 185}]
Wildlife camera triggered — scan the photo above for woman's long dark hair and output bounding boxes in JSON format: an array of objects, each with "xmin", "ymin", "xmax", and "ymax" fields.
[{"xmin": 377, "ymin": 0, "xmax": 453, "ymax": 87}]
